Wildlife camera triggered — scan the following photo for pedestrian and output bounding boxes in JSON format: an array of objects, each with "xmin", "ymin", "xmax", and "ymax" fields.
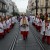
[
  {"xmin": 32, "ymin": 15, "xmax": 35, "ymax": 26},
  {"xmin": 12, "ymin": 16, "xmax": 15, "ymax": 28},
  {"xmin": 2, "ymin": 17, "xmax": 7, "ymax": 35},
  {"xmin": 36, "ymin": 17, "xmax": 39, "ymax": 30},
  {"xmin": 9, "ymin": 16, "xmax": 12, "ymax": 29},
  {"xmin": 45, "ymin": 20, "xmax": 50, "ymax": 44},
  {"xmin": 0, "ymin": 16, "xmax": 4, "ymax": 38},
  {"xmin": 13, "ymin": 16, "xmax": 17, "ymax": 23},
  {"xmin": 33, "ymin": 15, "xmax": 36, "ymax": 26},
  {"xmin": 41, "ymin": 18, "xmax": 45, "ymax": 42},
  {"xmin": 20, "ymin": 14, "xmax": 29, "ymax": 40},
  {"xmin": 35, "ymin": 13, "xmax": 39, "ymax": 29},
  {"xmin": 6, "ymin": 16, "xmax": 10, "ymax": 33}
]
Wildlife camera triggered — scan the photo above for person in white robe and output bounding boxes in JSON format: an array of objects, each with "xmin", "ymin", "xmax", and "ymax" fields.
[
  {"xmin": 0, "ymin": 17, "xmax": 4, "ymax": 38},
  {"xmin": 32, "ymin": 15, "xmax": 35, "ymax": 26},
  {"xmin": 12, "ymin": 17, "xmax": 15, "ymax": 28},
  {"xmin": 6, "ymin": 16, "xmax": 10, "ymax": 33},
  {"xmin": 45, "ymin": 20, "xmax": 50, "ymax": 44},
  {"xmin": 2, "ymin": 17, "xmax": 7, "ymax": 34},
  {"xmin": 41, "ymin": 19, "xmax": 45, "ymax": 42},
  {"xmin": 9, "ymin": 16, "xmax": 12, "ymax": 29},
  {"xmin": 20, "ymin": 15, "xmax": 29, "ymax": 40},
  {"xmin": 36, "ymin": 17, "xmax": 39, "ymax": 30},
  {"xmin": 37, "ymin": 17, "xmax": 42, "ymax": 32}
]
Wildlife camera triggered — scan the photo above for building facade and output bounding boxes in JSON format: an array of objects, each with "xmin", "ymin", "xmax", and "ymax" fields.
[
  {"xmin": 27, "ymin": 0, "xmax": 50, "ymax": 15},
  {"xmin": 4, "ymin": 0, "xmax": 19, "ymax": 16},
  {"xmin": 4, "ymin": 0, "xmax": 13, "ymax": 15},
  {"xmin": 0, "ymin": 0, "xmax": 7, "ymax": 16}
]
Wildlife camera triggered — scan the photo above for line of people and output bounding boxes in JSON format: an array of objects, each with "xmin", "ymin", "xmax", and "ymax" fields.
[
  {"xmin": 32, "ymin": 14, "xmax": 50, "ymax": 44},
  {"xmin": 0, "ymin": 15, "xmax": 17, "ymax": 38}
]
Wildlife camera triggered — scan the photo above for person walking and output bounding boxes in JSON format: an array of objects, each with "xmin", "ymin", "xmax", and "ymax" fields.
[
  {"xmin": 20, "ymin": 14, "xmax": 29, "ymax": 40},
  {"xmin": 41, "ymin": 18, "xmax": 45, "ymax": 42},
  {"xmin": 45, "ymin": 20, "xmax": 50, "ymax": 44},
  {"xmin": 6, "ymin": 16, "xmax": 10, "ymax": 33},
  {"xmin": 2, "ymin": 17, "xmax": 7, "ymax": 35}
]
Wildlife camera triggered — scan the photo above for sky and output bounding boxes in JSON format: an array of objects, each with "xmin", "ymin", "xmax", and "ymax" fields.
[{"xmin": 12, "ymin": 0, "xmax": 28, "ymax": 12}]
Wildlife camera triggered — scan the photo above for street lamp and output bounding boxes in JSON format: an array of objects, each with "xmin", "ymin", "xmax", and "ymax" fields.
[{"xmin": 35, "ymin": 0, "xmax": 39, "ymax": 16}]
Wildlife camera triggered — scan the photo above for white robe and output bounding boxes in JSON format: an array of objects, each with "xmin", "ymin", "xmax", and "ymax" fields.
[
  {"xmin": 29, "ymin": 16, "xmax": 33, "ymax": 23},
  {"xmin": 14, "ymin": 17, "xmax": 18, "ymax": 23},
  {"xmin": 0, "ymin": 22, "xmax": 4, "ymax": 33},
  {"xmin": 3, "ymin": 21, "xmax": 6, "ymax": 29},
  {"xmin": 20, "ymin": 17, "xmax": 29, "ymax": 31},
  {"xmin": 6, "ymin": 20, "xmax": 10, "ymax": 28},
  {"xmin": 9, "ymin": 18, "xmax": 11, "ymax": 26},
  {"xmin": 45, "ymin": 23, "xmax": 50, "ymax": 36},
  {"xmin": 35, "ymin": 18, "xmax": 39, "ymax": 26},
  {"xmin": 12, "ymin": 17, "xmax": 15, "ymax": 23},
  {"xmin": 39, "ymin": 19, "xmax": 42, "ymax": 26},
  {"xmin": 36, "ymin": 18, "xmax": 39, "ymax": 26},
  {"xmin": 41, "ymin": 20, "xmax": 45, "ymax": 35}
]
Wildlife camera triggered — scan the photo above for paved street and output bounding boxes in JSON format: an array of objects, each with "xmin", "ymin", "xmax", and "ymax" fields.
[
  {"xmin": 14, "ymin": 25, "xmax": 42, "ymax": 50},
  {"xmin": 0, "ymin": 22, "xmax": 50, "ymax": 50}
]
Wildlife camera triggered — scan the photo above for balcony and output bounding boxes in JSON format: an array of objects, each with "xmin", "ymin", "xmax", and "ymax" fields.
[
  {"xmin": 0, "ymin": 0, "xmax": 7, "ymax": 13},
  {"xmin": 0, "ymin": 0, "xmax": 6, "ymax": 5}
]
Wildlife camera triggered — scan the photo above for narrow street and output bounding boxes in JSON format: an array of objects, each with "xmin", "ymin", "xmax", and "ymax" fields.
[
  {"xmin": 13, "ymin": 22, "xmax": 44, "ymax": 50},
  {"xmin": 14, "ymin": 28, "xmax": 42, "ymax": 50},
  {"xmin": 0, "ymin": 22, "xmax": 50, "ymax": 50}
]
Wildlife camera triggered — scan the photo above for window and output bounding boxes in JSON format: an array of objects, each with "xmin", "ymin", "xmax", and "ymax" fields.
[{"xmin": 0, "ymin": 2, "xmax": 2, "ymax": 9}]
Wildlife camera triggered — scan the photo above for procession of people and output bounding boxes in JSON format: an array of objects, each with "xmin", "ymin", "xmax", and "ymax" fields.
[
  {"xmin": 0, "ymin": 12, "xmax": 50, "ymax": 45},
  {"xmin": 0, "ymin": 13, "xmax": 29, "ymax": 40},
  {"xmin": 32, "ymin": 13, "xmax": 50, "ymax": 44},
  {"xmin": 0, "ymin": 15, "xmax": 17, "ymax": 38}
]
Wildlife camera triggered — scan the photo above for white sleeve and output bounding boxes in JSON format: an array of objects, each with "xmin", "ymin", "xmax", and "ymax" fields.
[{"xmin": 20, "ymin": 19, "xmax": 22, "ymax": 26}]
